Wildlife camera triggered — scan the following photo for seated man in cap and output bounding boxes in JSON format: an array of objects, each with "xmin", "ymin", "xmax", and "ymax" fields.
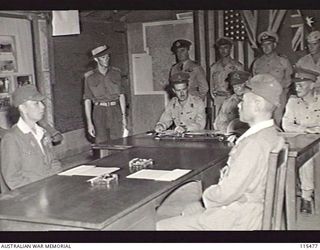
[
  {"xmin": 252, "ymin": 31, "xmax": 293, "ymax": 127},
  {"xmin": 83, "ymin": 45, "xmax": 128, "ymax": 143},
  {"xmin": 282, "ymin": 67, "xmax": 320, "ymax": 214},
  {"xmin": 155, "ymin": 72, "xmax": 206, "ymax": 134},
  {"xmin": 210, "ymin": 37, "xmax": 243, "ymax": 115},
  {"xmin": 213, "ymin": 70, "xmax": 250, "ymax": 134},
  {"xmin": 296, "ymin": 30, "xmax": 320, "ymax": 93},
  {"xmin": 169, "ymin": 39, "xmax": 208, "ymax": 100},
  {"xmin": 0, "ymin": 85, "xmax": 61, "ymax": 192},
  {"xmin": 157, "ymin": 74, "xmax": 284, "ymax": 230}
]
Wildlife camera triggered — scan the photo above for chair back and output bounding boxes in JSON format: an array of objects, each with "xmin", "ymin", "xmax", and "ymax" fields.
[{"xmin": 262, "ymin": 143, "xmax": 289, "ymax": 230}]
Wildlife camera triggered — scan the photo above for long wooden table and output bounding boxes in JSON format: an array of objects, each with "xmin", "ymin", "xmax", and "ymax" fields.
[
  {"xmin": 0, "ymin": 138, "xmax": 230, "ymax": 231},
  {"xmin": 282, "ymin": 133, "xmax": 320, "ymax": 230}
]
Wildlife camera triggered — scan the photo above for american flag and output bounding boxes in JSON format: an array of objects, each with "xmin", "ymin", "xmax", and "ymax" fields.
[{"xmin": 223, "ymin": 10, "xmax": 247, "ymax": 41}]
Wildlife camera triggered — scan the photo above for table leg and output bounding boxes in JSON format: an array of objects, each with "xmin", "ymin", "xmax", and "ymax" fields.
[{"xmin": 285, "ymin": 157, "xmax": 297, "ymax": 230}]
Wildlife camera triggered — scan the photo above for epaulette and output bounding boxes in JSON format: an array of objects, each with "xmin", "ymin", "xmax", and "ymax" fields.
[{"xmin": 84, "ymin": 70, "xmax": 94, "ymax": 78}]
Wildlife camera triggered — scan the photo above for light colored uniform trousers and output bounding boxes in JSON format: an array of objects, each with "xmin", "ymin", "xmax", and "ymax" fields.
[{"xmin": 300, "ymin": 151, "xmax": 320, "ymax": 201}]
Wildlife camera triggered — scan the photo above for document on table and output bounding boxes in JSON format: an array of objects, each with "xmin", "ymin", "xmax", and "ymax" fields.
[
  {"xmin": 126, "ymin": 169, "xmax": 191, "ymax": 181},
  {"xmin": 59, "ymin": 165, "xmax": 120, "ymax": 176}
]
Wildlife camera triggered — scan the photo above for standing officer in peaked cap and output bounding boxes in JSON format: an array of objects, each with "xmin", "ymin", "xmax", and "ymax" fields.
[
  {"xmin": 210, "ymin": 36, "xmax": 243, "ymax": 117},
  {"xmin": 252, "ymin": 30, "xmax": 293, "ymax": 127},
  {"xmin": 282, "ymin": 67, "xmax": 320, "ymax": 214},
  {"xmin": 214, "ymin": 70, "xmax": 250, "ymax": 134},
  {"xmin": 156, "ymin": 74, "xmax": 284, "ymax": 230},
  {"xmin": 1, "ymin": 85, "xmax": 61, "ymax": 192},
  {"xmin": 169, "ymin": 39, "xmax": 208, "ymax": 101},
  {"xmin": 83, "ymin": 45, "xmax": 128, "ymax": 143},
  {"xmin": 296, "ymin": 30, "xmax": 320, "ymax": 93},
  {"xmin": 155, "ymin": 72, "xmax": 206, "ymax": 134}
]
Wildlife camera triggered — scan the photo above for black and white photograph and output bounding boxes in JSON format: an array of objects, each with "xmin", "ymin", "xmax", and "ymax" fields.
[
  {"xmin": 15, "ymin": 75, "xmax": 32, "ymax": 87},
  {"xmin": 1, "ymin": 6, "xmax": 320, "ymax": 244},
  {"xmin": 0, "ymin": 36, "xmax": 15, "ymax": 54},
  {"xmin": 0, "ymin": 76, "xmax": 10, "ymax": 93}
]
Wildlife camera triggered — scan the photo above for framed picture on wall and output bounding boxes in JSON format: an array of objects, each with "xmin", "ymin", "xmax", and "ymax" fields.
[
  {"xmin": 0, "ymin": 76, "xmax": 11, "ymax": 93},
  {"xmin": 15, "ymin": 75, "xmax": 33, "ymax": 87},
  {"xmin": 0, "ymin": 95, "xmax": 10, "ymax": 111},
  {"xmin": 0, "ymin": 35, "xmax": 17, "ymax": 73}
]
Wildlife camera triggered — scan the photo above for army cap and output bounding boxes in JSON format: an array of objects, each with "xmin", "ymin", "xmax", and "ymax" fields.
[
  {"xmin": 227, "ymin": 70, "xmax": 251, "ymax": 86},
  {"xmin": 91, "ymin": 45, "xmax": 111, "ymax": 58},
  {"xmin": 292, "ymin": 67, "xmax": 320, "ymax": 83},
  {"xmin": 258, "ymin": 31, "xmax": 279, "ymax": 44},
  {"xmin": 170, "ymin": 72, "xmax": 190, "ymax": 85},
  {"xmin": 171, "ymin": 39, "xmax": 192, "ymax": 53},
  {"xmin": 244, "ymin": 74, "xmax": 283, "ymax": 106},
  {"xmin": 307, "ymin": 31, "xmax": 320, "ymax": 43},
  {"xmin": 12, "ymin": 85, "xmax": 45, "ymax": 107},
  {"xmin": 215, "ymin": 36, "xmax": 233, "ymax": 47}
]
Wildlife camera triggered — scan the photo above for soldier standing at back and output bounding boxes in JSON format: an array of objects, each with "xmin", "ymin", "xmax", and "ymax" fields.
[
  {"xmin": 210, "ymin": 37, "xmax": 243, "ymax": 116},
  {"xmin": 252, "ymin": 31, "xmax": 293, "ymax": 127},
  {"xmin": 83, "ymin": 45, "xmax": 128, "ymax": 143},
  {"xmin": 296, "ymin": 30, "xmax": 320, "ymax": 94},
  {"xmin": 169, "ymin": 39, "xmax": 208, "ymax": 101}
]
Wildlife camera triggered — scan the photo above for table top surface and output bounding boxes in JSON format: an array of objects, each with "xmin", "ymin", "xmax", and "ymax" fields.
[
  {"xmin": 93, "ymin": 133, "xmax": 231, "ymax": 150},
  {"xmin": 0, "ymin": 144, "xmax": 230, "ymax": 230},
  {"xmin": 281, "ymin": 133, "xmax": 320, "ymax": 157}
]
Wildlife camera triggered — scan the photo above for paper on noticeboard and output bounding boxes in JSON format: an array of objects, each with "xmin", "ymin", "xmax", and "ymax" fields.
[{"xmin": 52, "ymin": 11, "xmax": 80, "ymax": 36}]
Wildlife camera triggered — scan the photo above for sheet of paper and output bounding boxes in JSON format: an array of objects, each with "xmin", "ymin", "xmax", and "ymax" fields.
[
  {"xmin": 156, "ymin": 169, "xmax": 191, "ymax": 181},
  {"xmin": 126, "ymin": 169, "xmax": 191, "ymax": 181},
  {"xmin": 59, "ymin": 165, "xmax": 119, "ymax": 176},
  {"xmin": 58, "ymin": 165, "xmax": 96, "ymax": 176},
  {"xmin": 75, "ymin": 167, "xmax": 120, "ymax": 176},
  {"xmin": 126, "ymin": 169, "xmax": 170, "ymax": 180}
]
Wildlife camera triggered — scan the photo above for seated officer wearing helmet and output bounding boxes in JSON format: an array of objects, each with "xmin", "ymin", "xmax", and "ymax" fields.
[
  {"xmin": 0, "ymin": 85, "xmax": 61, "ymax": 192},
  {"xmin": 157, "ymin": 74, "xmax": 284, "ymax": 230},
  {"xmin": 282, "ymin": 67, "xmax": 320, "ymax": 214},
  {"xmin": 213, "ymin": 70, "xmax": 250, "ymax": 134},
  {"xmin": 155, "ymin": 72, "xmax": 206, "ymax": 134},
  {"xmin": 169, "ymin": 39, "xmax": 208, "ymax": 100},
  {"xmin": 252, "ymin": 31, "xmax": 293, "ymax": 127}
]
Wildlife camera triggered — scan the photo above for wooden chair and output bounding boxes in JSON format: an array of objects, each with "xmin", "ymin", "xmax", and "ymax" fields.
[{"xmin": 262, "ymin": 143, "xmax": 289, "ymax": 230}]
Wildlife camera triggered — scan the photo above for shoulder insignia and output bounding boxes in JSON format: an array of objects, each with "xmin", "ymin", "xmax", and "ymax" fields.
[{"xmin": 84, "ymin": 70, "xmax": 94, "ymax": 78}]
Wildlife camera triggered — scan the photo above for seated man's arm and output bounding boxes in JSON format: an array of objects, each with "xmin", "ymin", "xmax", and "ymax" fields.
[
  {"xmin": 186, "ymin": 99, "xmax": 206, "ymax": 131},
  {"xmin": 202, "ymin": 140, "xmax": 266, "ymax": 208},
  {"xmin": 1, "ymin": 133, "xmax": 30, "ymax": 190},
  {"xmin": 282, "ymin": 98, "xmax": 306, "ymax": 133},
  {"xmin": 155, "ymin": 102, "xmax": 174, "ymax": 132}
]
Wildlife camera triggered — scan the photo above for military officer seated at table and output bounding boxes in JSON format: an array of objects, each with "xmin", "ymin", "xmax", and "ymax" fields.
[
  {"xmin": 154, "ymin": 72, "xmax": 206, "ymax": 134},
  {"xmin": 156, "ymin": 74, "xmax": 284, "ymax": 230},
  {"xmin": 213, "ymin": 70, "xmax": 251, "ymax": 134},
  {"xmin": 0, "ymin": 85, "xmax": 61, "ymax": 192},
  {"xmin": 282, "ymin": 67, "xmax": 320, "ymax": 214}
]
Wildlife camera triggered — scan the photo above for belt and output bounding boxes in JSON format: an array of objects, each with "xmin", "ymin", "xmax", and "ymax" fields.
[{"xmin": 94, "ymin": 101, "xmax": 118, "ymax": 107}]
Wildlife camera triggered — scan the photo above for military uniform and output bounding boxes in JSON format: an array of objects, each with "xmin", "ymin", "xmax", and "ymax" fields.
[
  {"xmin": 213, "ymin": 94, "xmax": 241, "ymax": 133},
  {"xmin": 282, "ymin": 67, "xmax": 320, "ymax": 209},
  {"xmin": 252, "ymin": 31, "xmax": 293, "ymax": 126},
  {"xmin": 170, "ymin": 59, "xmax": 208, "ymax": 100},
  {"xmin": 213, "ymin": 70, "xmax": 250, "ymax": 133},
  {"xmin": 157, "ymin": 123, "xmax": 284, "ymax": 230},
  {"xmin": 156, "ymin": 95, "xmax": 206, "ymax": 132},
  {"xmin": 210, "ymin": 59, "xmax": 243, "ymax": 114},
  {"xmin": 296, "ymin": 30, "xmax": 320, "ymax": 84},
  {"xmin": 83, "ymin": 67, "xmax": 124, "ymax": 143}
]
